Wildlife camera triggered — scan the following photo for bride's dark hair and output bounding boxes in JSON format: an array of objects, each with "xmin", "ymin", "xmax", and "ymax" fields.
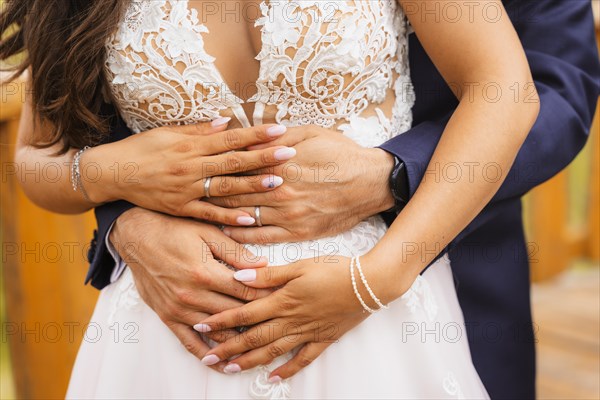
[{"xmin": 0, "ymin": 0, "xmax": 125, "ymax": 153}]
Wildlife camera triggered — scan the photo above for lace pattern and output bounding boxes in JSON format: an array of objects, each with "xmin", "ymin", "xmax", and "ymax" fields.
[
  {"xmin": 250, "ymin": 0, "xmax": 409, "ymax": 136},
  {"xmin": 250, "ymin": 366, "xmax": 293, "ymax": 400},
  {"xmin": 107, "ymin": 268, "xmax": 142, "ymax": 325},
  {"xmin": 106, "ymin": 0, "xmax": 247, "ymax": 132},
  {"xmin": 402, "ymin": 273, "xmax": 439, "ymax": 322},
  {"xmin": 443, "ymin": 372, "xmax": 466, "ymax": 399},
  {"xmin": 105, "ymin": 0, "xmax": 414, "ymax": 146}
]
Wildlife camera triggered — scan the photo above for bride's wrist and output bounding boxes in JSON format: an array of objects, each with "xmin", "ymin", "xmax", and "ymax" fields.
[
  {"xmin": 360, "ymin": 247, "xmax": 419, "ymax": 305},
  {"xmin": 80, "ymin": 144, "xmax": 121, "ymax": 204}
]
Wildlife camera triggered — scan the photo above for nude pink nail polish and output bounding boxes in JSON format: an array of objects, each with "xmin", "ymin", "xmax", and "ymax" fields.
[
  {"xmin": 201, "ymin": 354, "xmax": 220, "ymax": 366},
  {"xmin": 233, "ymin": 269, "xmax": 257, "ymax": 282},
  {"xmin": 274, "ymin": 147, "xmax": 296, "ymax": 161},
  {"xmin": 211, "ymin": 117, "xmax": 231, "ymax": 127},
  {"xmin": 266, "ymin": 125, "xmax": 287, "ymax": 137},
  {"xmin": 237, "ymin": 216, "xmax": 256, "ymax": 225},
  {"xmin": 193, "ymin": 323, "xmax": 212, "ymax": 333},
  {"xmin": 268, "ymin": 375, "xmax": 282, "ymax": 383},
  {"xmin": 262, "ymin": 176, "xmax": 284, "ymax": 189},
  {"xmin": 224, "ymin": 363, "xmax": 241, "ymax": 374}
]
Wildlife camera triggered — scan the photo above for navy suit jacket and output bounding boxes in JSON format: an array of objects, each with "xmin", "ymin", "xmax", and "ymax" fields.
[{"xmin": 86, "ymin": 1, "xmax": 600, "ymax": 398}]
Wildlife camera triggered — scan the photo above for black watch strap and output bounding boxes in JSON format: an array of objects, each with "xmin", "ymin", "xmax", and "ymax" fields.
[{"xmin": 389, "ymin": 156, "xmax": 410, "ymax": 211}]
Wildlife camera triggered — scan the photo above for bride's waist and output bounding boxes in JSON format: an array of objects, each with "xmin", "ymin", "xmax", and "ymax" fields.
[{"xmin": 246, "ymin": 215, "xmax": 387, "ymax": 266}]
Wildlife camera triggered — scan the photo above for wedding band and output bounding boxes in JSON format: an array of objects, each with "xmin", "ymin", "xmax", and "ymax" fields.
[
  {"xmin": 255, "ymin": 206, "xmax": 263, "ymax": 227},
  {"xmin": 204, "ymin": 177, "xmax": 212, "ymax": 198}
]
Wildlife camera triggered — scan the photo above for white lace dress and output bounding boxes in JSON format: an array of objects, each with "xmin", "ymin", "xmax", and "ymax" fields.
[{"xmin": 67, "ymin": 1, "xmax": 489, "ymax": 399}]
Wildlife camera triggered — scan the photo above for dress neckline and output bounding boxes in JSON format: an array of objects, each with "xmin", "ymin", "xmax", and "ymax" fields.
[
  {"xmin": 107, "ymin": 0, "xmax": 411, "ymax": 137},
  {"xmin": 184, "ymin": 0, "xmax": 267, "ymax": 127}
]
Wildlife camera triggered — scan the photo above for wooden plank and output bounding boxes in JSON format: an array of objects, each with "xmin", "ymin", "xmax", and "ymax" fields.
[
  {"xmin": 533, "ymin": 268, "xmax": 600, "ymax": 400},
  {"xmin": 529, "ymin": 169, "xmax": 570, "ymax": 282}
]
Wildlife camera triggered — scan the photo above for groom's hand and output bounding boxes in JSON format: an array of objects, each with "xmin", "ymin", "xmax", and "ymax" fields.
[
  {"xmin": 109, "ymin": 207, "xmax": 272, "ymax": 370},
  {"xmin": 208, "ymin": 125, "xmax": 396, "ymax": 243}
]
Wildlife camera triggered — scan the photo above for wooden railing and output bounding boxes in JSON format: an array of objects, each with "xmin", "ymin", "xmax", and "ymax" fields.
[{"xmin": 1, "ymin": 33, "xmax": 599, "ymax": 400}]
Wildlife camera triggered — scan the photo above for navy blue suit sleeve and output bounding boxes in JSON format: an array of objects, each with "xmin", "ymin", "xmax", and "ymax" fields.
[
  {"xmin": 380, "ymin": 0, "xmax": 600, "ymax": 249},
  {"xmin": 86, "ymin": 108, "xmax": 135, "ymax": 289},
  {"xmin": 86, "ymin": 200, "xmax": 135, "ymax": 289}
]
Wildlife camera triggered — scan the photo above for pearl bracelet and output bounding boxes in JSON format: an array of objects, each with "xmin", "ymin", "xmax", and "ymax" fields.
[
  {"xmin": 349, "ymin": 256, "xmax": 388, "ymax": 314},
  {"xmin": 355, "ymin": 256, "xmax": 389, "ymax": 310}
]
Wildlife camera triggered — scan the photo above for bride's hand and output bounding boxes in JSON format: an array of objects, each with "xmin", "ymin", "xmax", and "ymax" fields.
[
  {"xmin": 82, "ymin": 119, "xmax": 296, "ymax": 226},
  {"xmin": 194, "ymin": 255, "xmax": 404, "ymax": 380}
]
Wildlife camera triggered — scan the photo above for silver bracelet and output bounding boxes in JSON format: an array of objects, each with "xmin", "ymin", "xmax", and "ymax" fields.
[
  {"xmin": 349, "ymin": 257, "xmax": 378, "ymax": 314},
  {"xmin": 355, "ymin": 256, "xmax": 389, "ymax": 310},
  {"xmin": 71, "ymin": 146, "xmax": 92, "ymax": 202}
]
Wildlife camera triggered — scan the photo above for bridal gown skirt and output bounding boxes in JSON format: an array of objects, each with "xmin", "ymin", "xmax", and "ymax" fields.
[{"xmin": 67, "ymin": 219, "xmax": 489, "ymax": 399}]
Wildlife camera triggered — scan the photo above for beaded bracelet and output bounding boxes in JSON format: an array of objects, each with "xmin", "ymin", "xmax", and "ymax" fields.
[
  {"xmin": 71, "ymin": 146, "xmax": 92, "ymax": 203},
  {"xmin": 349, "ymin": 257, "xmax": 378, "ymax": 314},
  {"xmin": 355, "ymin": 256, "xmax": 389, "ymax": 310},
  {"xmin": 349, "ymin": 256, "xmax": 389, "ymax": 313}
]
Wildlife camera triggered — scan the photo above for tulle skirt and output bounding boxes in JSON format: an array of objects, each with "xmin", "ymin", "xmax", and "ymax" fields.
[{"xmin": 67, "ymin": 253, "xmax": 489, "ymax": 399}]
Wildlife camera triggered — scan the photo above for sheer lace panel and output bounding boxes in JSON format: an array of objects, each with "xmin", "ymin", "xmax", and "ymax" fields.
[
  {"xmin": 105, "ymin": 0, "xmax": 247, "ymax": 132},
  {"xmin": 105, "ymin": 0, "xmax": 414, "ymax": 147}
]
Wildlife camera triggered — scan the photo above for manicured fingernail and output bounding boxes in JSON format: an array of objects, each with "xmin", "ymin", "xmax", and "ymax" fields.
[
  {"xmin": 222, "ymin": 228, "xmax": 232, "ymax": 237},
  {"xmin": 266, "ymin": 125, "xmax": 287, "ymax": 137},
  {"xmin": 268, "ymin": 375, "xmax": 282, "ymax": 383},
  {"xmin": 211, "ymin": 117, "xmax": 231, "ymax": 127},
  {"xmin": 262, "ymin": 176, "xmax": 284, "ymax": 189},
  {"xmin": 201, "ymin": 354, "xmax": 220, "ymax": 366},
  {"xmin": 193, "ymin": 323, "xmax": 212, "ymax": 333},
  {"xmin": 224, "ymin": 363, "xmax": 241, "ymax": 374},
  {"xmin": 233, "ymin": 269, "xmax": 256, "ymax": 282},
  {"xmin": 274, "ymin": 147, "xmax": 296, "ymax": 161},
  {"xmin": 237, "ymin": 216, "xmax": 256, "ymax": 225}
]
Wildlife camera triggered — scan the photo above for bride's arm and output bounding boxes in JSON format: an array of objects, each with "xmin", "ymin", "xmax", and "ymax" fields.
[
  {"xmin": 14, "ymin": 91, "xmax": 94, "ymax": 213},
  {"xmin": 196, "ymin": 0, "xmax": 539, "ymax": 378},
  {"xmin": 14, "ymin": 80, "xmax": 295, "ymax": 223},
  {"xmin": 366, "ymin": 0, "xmax": 541, "ymax": 300}
]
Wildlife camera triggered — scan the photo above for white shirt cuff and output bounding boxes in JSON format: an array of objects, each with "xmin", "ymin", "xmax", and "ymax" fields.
[{"xmin": 104, "ymin": 221, "xmax": 128, "ymax": 283}]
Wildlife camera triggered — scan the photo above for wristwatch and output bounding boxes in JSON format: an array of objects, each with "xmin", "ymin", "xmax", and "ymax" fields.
[{"xmin": 388, "ymin": 156, "xmax": 410, "ymax": 212}]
